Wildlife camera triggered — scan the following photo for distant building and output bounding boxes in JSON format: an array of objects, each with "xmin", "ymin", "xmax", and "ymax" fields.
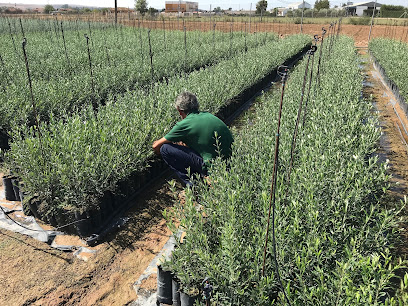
[
  {"xmin": 276, "ymin": 7, "xmax": 289, "ymax": 16},
  {"xmin": 287, "ymin": 1, "xmax": 312, "ymax": 10},
  {"xmin": 275, "ymin": 2, "xmax": 311, "ymax": 16},
  {"xmin": 344, "ymin": 1, "xmax": 382, "ymax": 16},
  {"xmin": 165, "ymin": 1, "xmax": 198, "ymax": 13}
]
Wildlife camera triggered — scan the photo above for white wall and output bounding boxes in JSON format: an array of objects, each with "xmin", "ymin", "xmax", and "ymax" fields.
[{"xmin": 356, "ymin": 5, "xmax": 368, "ymax": 16}]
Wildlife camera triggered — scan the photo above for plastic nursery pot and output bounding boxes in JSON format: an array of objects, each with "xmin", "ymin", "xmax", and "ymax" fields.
[
  {"xmin": 47, "ymin": 213, "xmax": 58, "ymax": 228},
  {"xmin": 18, "ymin": 183, "xmax": 26, "ymax": 203},
  {"xmin": 21, "ymin": 199, "xmax": 31, "ymax": 216},
  {"xmin": 3, "ymin": 175, "xmax": 16, "ymax": 201},
  {"xmin": 74, "ymin": 211, "xmax": 92, "ymax": 237},
  {"xmin": 172, "ymin": 276, "xmax": 181, "ymax": 306},
  {"xmin": 180, "ymin": 290, "xmax": 199, "ymax": 306},
  {"xmin": 90, "ymin": 208, "xmax": 103, "ymax": 231},
  {"xmin": 28, "ymin": 196, "xmax": 41, "ymax": 219},
  {"xmin": 157, "ymin": 264, "xmax": 173, "ymax": 305},
  {"xmin": 11, "ymin": 178, "xmax": 20, "ymax": 202},
  {"xmin": 99, "ymin": 191, "xmax": 114, "ymax": 220}
]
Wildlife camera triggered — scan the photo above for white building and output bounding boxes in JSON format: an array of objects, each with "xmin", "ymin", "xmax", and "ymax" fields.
[
  {"xmin": 287, "ymin": 1, "xmax": 312, "ymax": 10},
  {"xmin": 275, "ymin": 2, "xmax": 311, "ymax": 16},
  {"xmin": 344, "ymin": 1, "xmax": 382, "ymax": 16},
  {"xmin": 275, "ymin": 7, "xmax": 289, "ymax": 16}
]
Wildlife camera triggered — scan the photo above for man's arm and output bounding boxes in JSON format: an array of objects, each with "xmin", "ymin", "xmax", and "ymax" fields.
[{"xmin": 152, "ymin": 137, "xmax": 171, "ymax": 155}]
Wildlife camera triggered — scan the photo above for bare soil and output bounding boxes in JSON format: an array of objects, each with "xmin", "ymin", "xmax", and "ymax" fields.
[
  {"xmin": 0, "ymin": 175, "xmax": 178, "ymax": 306},
  {"xmin": 359, "ymin": 49, "xmax": 408, "ymax": 254},
  {"xmin": 124, "ymin": 20, "xmax": 408, "ymax": 47},
  {"xmin": 361, "ymin": 50, "xmax": 408, "ymax": 195},
  {"xmin": 0, "ymin": 25, "xmax": 408, "ymax": 305}
]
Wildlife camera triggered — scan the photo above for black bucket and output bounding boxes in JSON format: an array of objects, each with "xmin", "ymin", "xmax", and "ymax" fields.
[
  {"xmin": 11, "ymin": 178, "xmax": 20, "ymax": 202},
  {"xmin": 180, "ymin": 291, "xmax": 198, "ymax": 306},
  {"xmin": 74, "ymin": 211, "xmax": 92, "ymax": 237},
  {"xmin": 3, "ymin": 175, "xmax": 16, "ymax": 201},
  {"xmin": 172, "ymin": 277, "xmax": 181, "ymax": 306},
  {"xmin": 157, "ymin": 265, "xmax": 172, "ymax": 305},
  {"xmin": 28, "ymin": 196, "xmax": 41, "ymax": 219}
]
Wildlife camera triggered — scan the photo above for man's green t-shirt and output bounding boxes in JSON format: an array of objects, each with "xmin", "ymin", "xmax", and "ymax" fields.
[{"xmin": 164, "ymin": 111, "xmax": 233, "ymax": 169}]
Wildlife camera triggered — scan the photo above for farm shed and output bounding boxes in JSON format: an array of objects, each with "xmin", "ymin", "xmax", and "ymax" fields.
[{"xmin": 345, "ymin": 1, "xmax": 382, "ymax": 16}]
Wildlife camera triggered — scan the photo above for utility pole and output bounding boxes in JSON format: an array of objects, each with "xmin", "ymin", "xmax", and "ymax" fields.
[{"xmin": 368, "ymin": 0, "xmax": 377, "ymax": 42}]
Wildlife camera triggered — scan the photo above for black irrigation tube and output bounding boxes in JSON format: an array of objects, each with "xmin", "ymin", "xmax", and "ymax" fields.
[
  {"xmin": 369, "ymin": 52, "xmax": 408, "ymax": 119},
  {"xmin": 6, "ymin": 43, "xmax": 311, "ymax": 246}
]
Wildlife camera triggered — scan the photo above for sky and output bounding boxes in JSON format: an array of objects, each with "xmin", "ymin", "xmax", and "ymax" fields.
[{"xmin": 2, "ymin": 0, "xmax": 407, "ymax": 11}]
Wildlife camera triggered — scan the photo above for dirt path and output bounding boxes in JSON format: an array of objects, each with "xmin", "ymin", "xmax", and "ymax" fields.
[
  {"xmin": 359, "ymin": 49, "xmax": 408, "ymax": 252},
  {"xmin": 125, "ymin": 21, "xmax": 408, "ymax": 47},
  {"xmin": 0, "ymin": 175, "xmax": 179, "ymax": 305}
]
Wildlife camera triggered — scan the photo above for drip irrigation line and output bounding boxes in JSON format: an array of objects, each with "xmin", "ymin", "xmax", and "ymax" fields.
[
  {"xmin": 22, "ymin": 38, "xmax": 42, "ymax": 138},
  {"xmin": 0, "ymin": 204, "xmax": 90, "ymax": 234},
  {"xmin": 184, "ymin": 26, "xmax": 187, "ymax": 77},
  {"xmin": 7, "ymin": 18, "xmax": 18, "ymax": 58},
  {"xmin": 84, "ymin": 34, "xmax": 97, "ymax": 114},
  {"xmin": 285, "ymin": 45, "xmax": 317, "ymax": 199},
  {"xmin": 147, "ymin": 29, "xmax": 155, "ymax": 81},
  {"xmin": 302, "ymin": 35, "xmax": 319, "ymax": 128},
  {"xmin": 316, "ymin": 27, "xmax": 327, "ymax": 86},
  {"xmin": 60, "ymin": 21, "xmax": 70, "ymax": 71},
  {"xmin": 19, "ymin": 18, "xmax": 25, "ymax": 38},
  {"xmin": 262, "ymin": 66, "xmax": 292, "ymax": 306}
]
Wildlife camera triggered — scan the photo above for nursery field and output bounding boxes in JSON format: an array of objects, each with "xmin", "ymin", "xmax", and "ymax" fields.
[{"xmin": 0, "ymin": 16, "xmax": 408, "ymax": 305}]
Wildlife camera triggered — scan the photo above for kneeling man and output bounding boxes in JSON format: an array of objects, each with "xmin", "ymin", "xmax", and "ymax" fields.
[{"xmin": 152, "ymin": 91, "xmax": 233, "ymax": 186}]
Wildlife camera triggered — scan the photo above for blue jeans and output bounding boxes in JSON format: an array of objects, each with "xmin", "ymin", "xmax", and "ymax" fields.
[{"xmin": 160, "ymin": 143, "xmax": 206, "ymax": 186}]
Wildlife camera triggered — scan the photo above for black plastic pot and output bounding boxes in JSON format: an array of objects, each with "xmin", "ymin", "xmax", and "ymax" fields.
[
  {"xmin": 157, "ymin": 265, "xmax": 173, "ymax": 305},
  {"xmin": 100, "ymin": 191, "xmax": 114, "ymax": 220},
  {"xmin": 21, "ymin": 198, "xmax": 32, "ymax": 216},
  {"xmin": 74, "ymin": 211, "xmax": 92, "ymax": 237},
  {"xmin": 28, "ymin": 196, "xmax": 41, "ymax": 219},
  {"xmin": 180, "ymin": 291, "xmax": 198, "ymax": 306},
  {"xmin": 18, "ymin": 182, "xmax": 26, "ymax": 203},
  {"xmin": 3, "ymin": 175, "xmax": 16, "ymax": 201},
  {"xmin": 90, "ymin": 208, "xmax": 103, "ymax": 230},
  {"xmin": 47, "ymin": 213, "xmax": 58, "ymax": 227},
  {"xmin": 11, "ymin": 178, "xmax": 20, "ymax": 202},
  {"xmin": 172, "ymin": 277, "xmax": 181, "ymax": 306}
]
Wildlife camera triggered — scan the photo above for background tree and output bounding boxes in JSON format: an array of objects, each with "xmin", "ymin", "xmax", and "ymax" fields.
[
  {"xmin": 135, "ymin": 0, "xmax": 148, "ymax": 16},
  {"xmin": 256, "ymin": 0, "xmax": 268, "ymax": 14},
  {"xmin": 44, "ymin": 4, "xmax": 55, "ymax": 14},
  {"xmin": 213, "ymin": 6, "xmax": 222, "ymax": 13},
  {"xmin": 314, "ymin": 0, "xmax": 330, "ymax": 10}
]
